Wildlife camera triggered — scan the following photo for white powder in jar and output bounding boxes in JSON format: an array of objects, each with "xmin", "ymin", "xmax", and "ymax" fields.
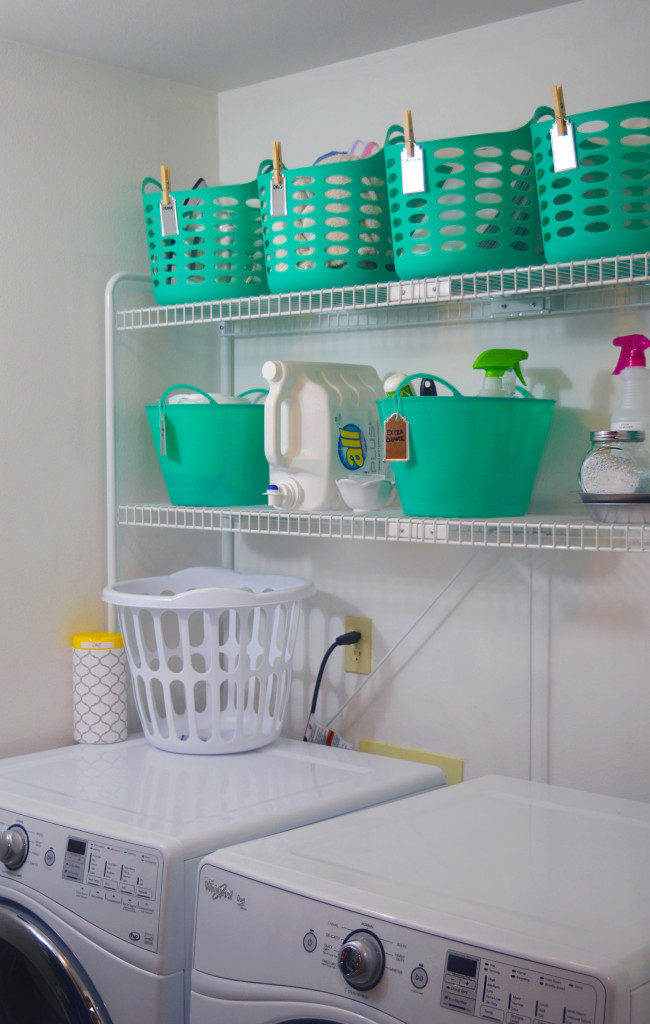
[{"xmin": 580, "ymin": 450, "xmax": 642, "ymax": 494}]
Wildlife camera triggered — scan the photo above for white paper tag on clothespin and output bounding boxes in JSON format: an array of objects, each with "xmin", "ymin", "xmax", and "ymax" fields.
[
  {"xmin": 159, "ymin": 410, "xmax": 167, "ymax": 457},
  {"xmin": 550, "ymin": 119, "xmax": 578, "ymax": 173},
  {"xmin": 384, "ymin": 413, "xmax": 410, "ymax": 462},
  {"xmin": 159, "ymin": 198, "xmax": 179, "ymax": 237},
  {"xmin": 401, "ymin": 143, "xmax": 426, "ymax": 194},
  {"xmin": 270, "ymin": 176, "xmax": 287, "ymax": 217}
]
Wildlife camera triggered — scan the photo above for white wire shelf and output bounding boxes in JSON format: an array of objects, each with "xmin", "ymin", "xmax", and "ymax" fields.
[
  {"xmin": 117, "ymin": 504, "xmax": 650, "ymax": 554},
  {"xmin": 115, "ymin": 252, "xmax": 650, "ymax": 334}
]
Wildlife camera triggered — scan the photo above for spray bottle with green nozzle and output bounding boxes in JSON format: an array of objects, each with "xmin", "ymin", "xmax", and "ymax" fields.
[
  {"xmin": 472, "ymin": 348, "xmax": 529, "ymax": 397},
  {"xmin": 611, "ymin": 334, "xmax": 650, "ymax": 432}
]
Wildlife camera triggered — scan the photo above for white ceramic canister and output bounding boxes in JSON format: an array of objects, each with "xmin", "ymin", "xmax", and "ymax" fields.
[{"xmin": 72, "ymin": 632, "xmax": 128, "ymax": 744}]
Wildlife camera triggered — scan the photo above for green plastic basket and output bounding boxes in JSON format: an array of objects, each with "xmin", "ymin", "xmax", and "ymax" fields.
[
  {"xmin": 377, "ymin": 374, "xmax": 554, "ymax": 518},
  {"xmin": 257, "ymin": 150, "xmax": 397, "ymax": 293},
  {"xmin": 146, "ymin": 385, "xmax": 269, "ymax": 507},
  {"xmin": 383, "ymin": 108, "xmax": 552, "ymax": 279},
  {"xmin": 142, "ymin": 178, "xmax": 268, "ymax": 305},
  {"xmin": 531, "ymin": 100, "xmax": 650, "ymax": 263}
]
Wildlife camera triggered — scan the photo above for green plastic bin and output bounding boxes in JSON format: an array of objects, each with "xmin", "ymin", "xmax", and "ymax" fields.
[
  {"xmin": 383, "ymin": 108, "xmax": 552, "ymax": 279},
  {"xmin": 257, "ymin": 150, "xmax": 397, "ymax": 293},
  {"xmin": 146, "ymin": 385, "xmax": 269, "ymax": 507},
  {"xmin": 377, "ymin": 374, "xmax": 554, "ymax": 518},
  {"xmin": 142, "ymin": 177, "xmax": 268, "ymax": 305},
  {"xmin": 531, "ymin": 100, "xmax": 650, "ymax": 263}
]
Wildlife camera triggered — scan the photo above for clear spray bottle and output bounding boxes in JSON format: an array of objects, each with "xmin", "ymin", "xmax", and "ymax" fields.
[
  {"xmin": 473, "ymin": 348, "xmax": 529, "ymax": 396},
  {"xmin": 611, "ymin": 334, "xmax": 650, "ymax": 432}
]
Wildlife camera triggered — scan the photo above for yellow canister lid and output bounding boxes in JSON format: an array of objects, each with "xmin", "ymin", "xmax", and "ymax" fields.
[{"xmin": 72, "ymin": 631, "xmax": 124, "ymax": 650}]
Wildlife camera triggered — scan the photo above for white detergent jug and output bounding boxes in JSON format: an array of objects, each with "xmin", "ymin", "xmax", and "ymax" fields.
[{"xmin": 262, "ymin": 360, "xmax": 385, "ymax": 511}]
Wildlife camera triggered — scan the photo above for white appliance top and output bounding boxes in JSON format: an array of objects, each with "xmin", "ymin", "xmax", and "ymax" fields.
[
  {"xmin": 0, "ymin": 737, "xmax": 445, "ymax": 857},
  {"xmin": 207, "ymin": 774, "xmax": 650, "ymax": 984}
]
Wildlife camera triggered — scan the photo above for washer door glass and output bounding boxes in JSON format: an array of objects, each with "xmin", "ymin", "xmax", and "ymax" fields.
[{"xmin": 0, "ymin": 899, "xmax": 112, "ymax": 1024}]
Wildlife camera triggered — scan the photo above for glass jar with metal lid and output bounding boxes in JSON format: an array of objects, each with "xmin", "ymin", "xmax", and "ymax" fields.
[{"xmin": 579, "ymin": 429, "xmax": 650, "ymax": 495}]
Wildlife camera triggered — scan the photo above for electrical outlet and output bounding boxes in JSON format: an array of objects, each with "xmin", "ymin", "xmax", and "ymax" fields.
[{"xmin": 344, "ymin": 616, "xmax": 372, "ymax": 675}]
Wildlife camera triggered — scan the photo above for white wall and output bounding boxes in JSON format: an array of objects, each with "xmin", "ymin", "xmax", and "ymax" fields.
[
  {"xmin": 213, "ymin": 0, "xmax": 650, "ymax": 801},
  {"xmin": 0, "ymin": 39, "xmax": 219, "ymax": 756}
]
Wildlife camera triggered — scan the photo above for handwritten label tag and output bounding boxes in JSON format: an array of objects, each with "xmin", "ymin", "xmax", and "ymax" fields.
[
  {"xmin": 400, "ymin": 143, "xmax": 426, "ymax": 194},
  {"xmin": 384, "ymin": 413, "xmax": 410, "ymax": 462},
  {"xmin": 159, "ymin": 198, "xmax": 179, "ymax": 237},
  {"xmin": 159, "ymin": 411, "xmax": 167, "ymax": 456},
  {"xmin": 270, "ymin": 176, "xmax": 288, "ymax": 217}
]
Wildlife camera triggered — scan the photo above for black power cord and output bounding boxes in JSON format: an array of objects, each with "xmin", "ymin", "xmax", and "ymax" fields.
[{"xmin": 304, "ymin": 630, "xmax": 362, "ymax": 738}]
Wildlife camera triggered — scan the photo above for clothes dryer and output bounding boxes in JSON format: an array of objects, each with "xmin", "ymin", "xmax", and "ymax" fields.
[
  {"xmin": 0, "ymin": 736, "xmax": 444, "ymax": 1023},
  {"xmin": 192, "ymin": 775, "xmax": 650, "ymax": 1024}
]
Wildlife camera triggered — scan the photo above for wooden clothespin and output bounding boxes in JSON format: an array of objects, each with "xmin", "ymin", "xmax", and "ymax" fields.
[
  {"xmin": 272, "ymin": 141, "xmax": 283, "ymax": 186},
  {"xmin": 549, "ymin": 83, "xmax": 578, "ymax": 173},
  {"xmin": 552, "ymin": 85, "xmax": 567, "ymax": 136},
  {"xmin": 400, "ymin": 108, "xmax": 425, "ymax": 194},
  {"xmin": 403, "ymin": 110, "xmax": 415, "ymax": 157}
]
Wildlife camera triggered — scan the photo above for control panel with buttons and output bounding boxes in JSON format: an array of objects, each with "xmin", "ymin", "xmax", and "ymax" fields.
[
  {"xmin": 194, "ymin": 866, "xmax": 608, "ymax": 1024},
  {"xmin": 0, "ymin": 806, "xmax": 163, "ymax": 952}
]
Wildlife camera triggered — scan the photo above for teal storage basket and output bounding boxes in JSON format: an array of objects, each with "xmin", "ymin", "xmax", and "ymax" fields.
[
  {"xmin": 146, "ymin": 385, "xmax": 269, "ymax": 507},
  {"xmin": 378, "ymin": 374, "xmax": 554, "ymax": 518},
  {"xmin": 257, "ymin": 150, "xmax": 397, "ymax": 293},
  {"xmin": 383, "ymin": 109, "xmax": 552, "ymax": 279},
  {"xmin": 531, "ymin": 100, "xmax": 650, "ymax": 263},
  {"xmin": 142, "ymin": 178, "xmax": 268, "ymax": 305}
]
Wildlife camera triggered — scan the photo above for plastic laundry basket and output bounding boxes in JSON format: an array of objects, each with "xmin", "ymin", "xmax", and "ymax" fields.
[
  {"xmin": 257, "ymin": 150, "xmax": 397, "ymax": 292},
  {"xmin": 377, "ymin": 374, "xmax": 554, "ymax": 518},
  {"xmin": 146, "ymin": 384, "xmax": 269, "ymax": 507},
  {"xmin": 383, "ymin": 108, "xmax": 553, "ymax": 279},
  {"xmin": 142, "ymin": 177, "xmax": 268, "ymax": 305},
  {"xmin": 102, "ymin": 567, "xmax": 315, "ymax": 754},
  {"xmin": 531, "ymin": 100, "xmax": 650, "ymax": 263}
]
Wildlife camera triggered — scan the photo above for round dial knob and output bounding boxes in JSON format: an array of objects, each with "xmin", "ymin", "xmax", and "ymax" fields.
[
  {"xmin": 338, "ymin": 929, "xmax": 385, "ymax": 991},
  {"xmin": 0, "ymin": 825, "xmax": 29, "ymax": 870}
]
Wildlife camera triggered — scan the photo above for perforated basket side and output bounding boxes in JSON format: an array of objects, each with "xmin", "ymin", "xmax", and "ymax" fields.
[
  {"xmin": 257, "ymin": 150, "xmax": 397, "ymax": 293},
  {"xmin": 117, "ymin": 596, "xmax": 302, "ymax": 755},
  {"xmin": 531, "ymin": 101, "xmax": 650, "ymax": 262},
  {"xmin": 142, "ymin": 179, "xmax": 269, "ymax": 305},
  {"xmin": 384, "ymin": 115, "xmax": 546, "ymax": 279}
]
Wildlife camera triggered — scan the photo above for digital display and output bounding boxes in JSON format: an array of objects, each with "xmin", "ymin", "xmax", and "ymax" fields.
[
  {"xmin": 447, "ymin": 953, "xmax": 478, "ymax": 979},
  {"xmin": 66, "ymin": 838, "xmax": 87, "ymax": 856}
]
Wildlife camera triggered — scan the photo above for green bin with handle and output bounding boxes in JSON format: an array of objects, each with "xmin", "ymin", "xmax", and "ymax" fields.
[
  {"xmin": 146, "ymin": 385, "xmax": 269, "ymax": 507},
  {"xmin": 377, "ymin": 374, "xmax": 554, "ymax": 518}
]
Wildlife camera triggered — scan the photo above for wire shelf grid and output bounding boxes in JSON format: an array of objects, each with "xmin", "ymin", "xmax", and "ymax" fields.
[
  {"xmin": 117, "ymin": 504, "xmax": 650, "ymax": 554},
  {"xmin": 115, "ymin": 253, "xmax": 650, "ymax": 333}
]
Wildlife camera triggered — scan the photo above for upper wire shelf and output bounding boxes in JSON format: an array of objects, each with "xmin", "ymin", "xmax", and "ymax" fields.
[{"xmin": 115, "ymin": 252, "xmax": 650, "ymax": 333}]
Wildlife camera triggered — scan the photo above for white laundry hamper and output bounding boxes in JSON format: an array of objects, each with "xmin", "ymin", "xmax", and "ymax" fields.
[{"xmin": 102, "ymin": 567, "xmax": 314, "ymax": 754}]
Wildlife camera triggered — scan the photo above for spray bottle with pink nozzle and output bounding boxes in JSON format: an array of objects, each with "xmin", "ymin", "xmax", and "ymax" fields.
[{"xmin": 611, "ymin": 334, "xmax": 650, "ymax": 432}]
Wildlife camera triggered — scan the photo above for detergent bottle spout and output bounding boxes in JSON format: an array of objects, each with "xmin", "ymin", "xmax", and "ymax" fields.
[
  {"xmin": 611, "ymin": 334, "xmax": 650, "ymax": 431},
  {"xmin": 473, "ymin": 348, "xmax": 528, "ymax": 397}
]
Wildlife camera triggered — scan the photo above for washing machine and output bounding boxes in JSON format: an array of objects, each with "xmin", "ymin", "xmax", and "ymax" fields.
[
  {"xmin": 191, "ymin": 774, "xmax": 650, "ymax": 1024},
  {"xmin": 0, "ymin": 735, "xmax": 445, "ymax": 1024}
]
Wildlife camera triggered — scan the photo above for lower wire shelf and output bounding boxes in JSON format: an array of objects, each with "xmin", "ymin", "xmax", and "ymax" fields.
[{"xmin": 117, "ymin": 504, "xmax": 650, "ymax": 554}]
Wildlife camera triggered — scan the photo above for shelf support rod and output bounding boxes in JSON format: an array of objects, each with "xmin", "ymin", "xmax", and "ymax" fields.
[
  {"xmin": 218, "ymin": 322, "xmax": 235, "ymax": 571},
  {"xmin": 104, "ymin": 272, "xmax": 149, "ymax": 629}
]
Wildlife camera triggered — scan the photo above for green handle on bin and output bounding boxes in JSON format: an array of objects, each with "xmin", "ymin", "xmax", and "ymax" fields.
[
  {"xmin": 384, "ymin": 107, "xmax": 554, "ymax": 149},
  {"xmin": 142, "ymin": 176, "xmax": 163, "ymax": 194},
  {"xmin": 392, "ymin": 374, "xmax": 462, "ymax": 415},
  {"xmin": 159, "ymin": 384, "xmax": 219, "ymax": 410},
  {"xmin": 237, "ymin": 388, "xmax": 269, "ymax": 402}
]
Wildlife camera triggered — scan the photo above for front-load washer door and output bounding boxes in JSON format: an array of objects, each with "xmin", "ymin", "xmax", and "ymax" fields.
[{"xmin": 0, "ymin": 899, "xmax": 112, "ymax": 1024}]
